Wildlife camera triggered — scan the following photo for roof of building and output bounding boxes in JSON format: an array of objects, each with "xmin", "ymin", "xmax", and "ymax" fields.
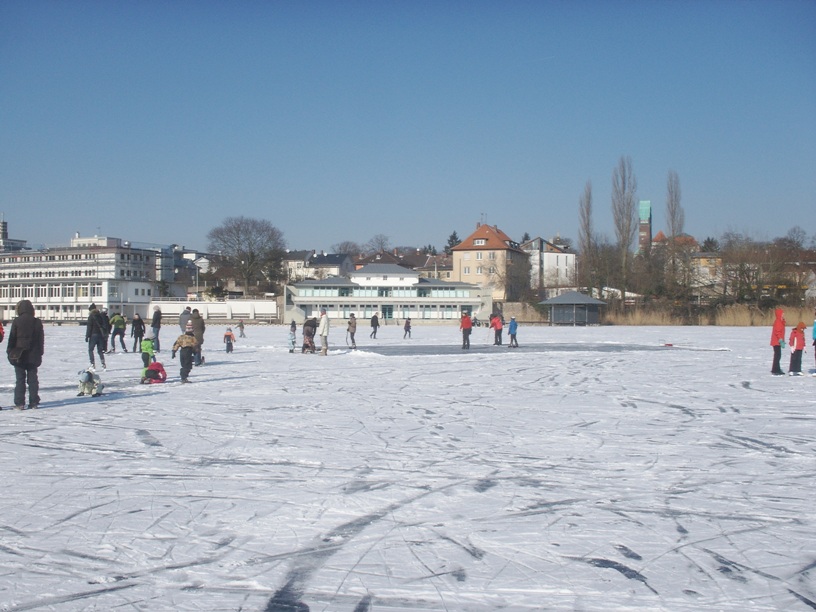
[
  {"xmin": 451, "ymin": 223, "xmax": 523, "ymax": 252},
  {"xmin": 353, "ymin": 263, "xmax": 419, "ymax": 276},
  {"xmin": 415, "ymin": 254, "xmax": 453, "ymax": 271},
  {"xmin": 539, "ymin": 291, "xmax": 607, "ymax": 306},
  {"xmin": 354, "ymin": 251, "xmax": 418, "ymax": 269},
  {"xmin": 291, "ymin": 276, "xmax": 357, "ymax": 287},
  {"xmin": 307, "ymin": 253, "xmax": 351, "ymax": 268},
  {"xmin": 289, "ymin": 272, "xmax": 477, "ymax": 289},
  {"xmin": 283, "ymin": 250, "xmax": 313, "ymax": 261},
  {"xmin": 520, "ymin": 237, "xmax": 571, "ymax": 254}
]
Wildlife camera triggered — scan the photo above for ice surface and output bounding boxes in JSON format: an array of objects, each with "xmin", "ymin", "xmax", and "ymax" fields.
[{"xmin": 0, "ymin": 323, "xmax": 814, "ymax": 611}]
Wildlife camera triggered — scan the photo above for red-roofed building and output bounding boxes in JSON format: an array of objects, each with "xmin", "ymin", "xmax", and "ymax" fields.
[{"xmin": 451, "ymin": 223, "xmax": 529, "ymax": 302}]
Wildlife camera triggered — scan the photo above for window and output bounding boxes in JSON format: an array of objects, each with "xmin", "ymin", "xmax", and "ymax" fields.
[
  {"xmin": 463, "ymin": 267, "xmax": 470, "ymax": 275},
  {"xmin": 476, "ymin": 252, "xmax": 483, "ymax": 260},
  {"xmin": 476, "ymin": 266, "xmax": 482, "ymax": 274},
  {"xmin": 474, "ymin": 239, "xmax": 486, "ymax": 245}
]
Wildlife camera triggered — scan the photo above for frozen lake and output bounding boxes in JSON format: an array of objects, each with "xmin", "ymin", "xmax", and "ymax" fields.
[{"xmin": 0, "ymin": 322, "xmax": 814, "ymax": 611}]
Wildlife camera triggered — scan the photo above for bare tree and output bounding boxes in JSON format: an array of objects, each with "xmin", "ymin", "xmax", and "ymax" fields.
[
  {"xmin": 577, "ymin": 180, "xmax": 597, "ymax": 295},
  {"xmin": 331, "ymin": 241, "xmax": 362, "ymax": 255},
  {"xmin": 207, "ymin": 216, "xmax": 286, "ymax": 295},
  {"xmin": 611, "ymin": 156, "xmax": 638, "ymax": 305},
  {"xmin": 665, "ymin": 169, "xmax": 685, "ymax": 295},
  {"xmin": 364, "ymin": 234, "xmax": 391, "ymax": 254},
  {"xmin": 665, "ymin": 170, "xmax": 684, "ymax": 239},
  {"xmin": 491, "ymin": 251, "xmax": 532, "ymax": 302}
]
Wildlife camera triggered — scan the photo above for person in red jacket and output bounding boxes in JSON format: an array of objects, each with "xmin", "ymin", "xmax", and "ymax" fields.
[
  {"xmin": 770, "ymin": 308, "xmax": 786, "ymax": 375},
  {"xmin": 489, "ymin": 314, "xmax": 504, "ymax": 345},
  {"xmin": 788, "ymin": 322, "xmax": 806, "ymax": 376},
  {"xmin": 141, "ymin": 361, "xmax": 167, "ymax": 384},
  {"xmin": 460, "ymin": 312, "xmax": 473, "ymax": 349}
]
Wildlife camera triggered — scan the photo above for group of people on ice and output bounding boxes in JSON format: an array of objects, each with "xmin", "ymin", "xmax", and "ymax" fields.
[
  {"xmin": 289, "ymin": 309, "xmax": 521, "ymax": 355},
  {"xmin": 459, "ymin": 312, "xmax": 518, "ymax": 349},
  {"xmin": 75, "ymin": 303, "xmax": 246, "ymax": 395},
  {"xmin": 770, "ymin": 307, "xmax": 816, "ymax": 376}
]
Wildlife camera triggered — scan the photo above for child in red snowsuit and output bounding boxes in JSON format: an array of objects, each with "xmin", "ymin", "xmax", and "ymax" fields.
[
  {"xmin": 141, "ymin": 361, "xmax": 167, "ymax": 384},
  {"xmin": 788, "ymin": 322, "xmax": 806, "ymax": 376}
]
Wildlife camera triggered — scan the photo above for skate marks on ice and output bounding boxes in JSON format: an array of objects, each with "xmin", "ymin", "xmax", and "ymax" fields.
[
  {"xmin": 2, "ymin": 326, "xmax": 815, "ymax": 610},
  {"xmin": 263, "ymin": 486, "xmax": 449, "ymax": 612}
]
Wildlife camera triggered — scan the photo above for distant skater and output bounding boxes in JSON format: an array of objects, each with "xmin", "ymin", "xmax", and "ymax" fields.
[
  {"xmin": 108, "ymin": 311, "xmax": 127, "ymax": 352},
  {"xmin": 302, "ymin": 317, "xmax": 317, "ymax": 353},
  {"xmin": 508, "ymin": 316, "xmax": 519, "ymax": 347},
  {"xmin": 140, "ymin": 329, "xmax": 155, "ymax": 368},
  {"xmin": 770, "ymin": 308, "xmax": 786, "ymax": 375},
  {"xmin": 289, "ymin": 320, "xmax": 297, "ymax": 353},
  {"xmin": 788, "ymin": 322, "xmax": 806, "ymax": 376},
  {"xmin": 490, "ymin": 314, "xmax": 503, "ymax": 345},
  {"xmin": 318, "ymin": 308, "xmax": 330, "ymax": 356},
  {"xmin": 403, "ymin": 318, "xmax": 411, "ymax": 339},
  {"xmin": 370, "ymin": 313, "xmax": 380, "ymax": 339},
  {"xmin": 86, "ymin": 303, "xmax": 107, "ymax": 371},
  {"xmin": 171, "ymin": 327, "xmax": 199, "ymax": 383},
  {"xmin": 347, "ymin": 314, "xmax": 357, "ymax": 349},
  {"xmin": 812, "ymin": 308, "xmax": 816, "ymax": 372},
  {"xmin": 151, "ymin": 306, "xmax": 162, "ymax": 352},
  {"xmin": 190, "ymin": 309, "xmax": 205, "ymax": 366},
  {"xmin": 224, "ymin": 327, "xmax": 236, "ymax": 353},
  {"xmin": 130, "ymin": 313, "xmax": 145, "ymax": 353},
  {"xmin": 460, "ymin": 312, "xmax": 472, "ymax": 349},
  {"xmin": 178, "ymin": 306, "xmax": 192, "ymax": 332},
  {"xmin": 237, "ymin": 320, "xmax": 246, "ymax": 338}
]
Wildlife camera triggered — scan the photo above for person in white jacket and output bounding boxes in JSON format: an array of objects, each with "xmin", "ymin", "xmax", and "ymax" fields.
[{"xmin": 318, "ymin": 308, "xmax": 330, "ymax": 356}]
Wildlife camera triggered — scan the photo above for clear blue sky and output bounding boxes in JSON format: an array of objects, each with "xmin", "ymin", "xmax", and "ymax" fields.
[{"xmin": 2, "ymin": 0, "xmax": 814, "ymax": 252}]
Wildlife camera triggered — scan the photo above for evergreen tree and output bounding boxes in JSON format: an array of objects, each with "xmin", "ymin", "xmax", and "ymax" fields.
[{"xmin": 444, "ymin": 231, "xmax": 461, "ymax": 255}]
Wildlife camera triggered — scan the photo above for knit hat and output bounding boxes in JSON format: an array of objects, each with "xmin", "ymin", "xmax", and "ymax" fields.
[{"xmin": 796, "ymin": 321, "xmax": 806, "ymax": 331}]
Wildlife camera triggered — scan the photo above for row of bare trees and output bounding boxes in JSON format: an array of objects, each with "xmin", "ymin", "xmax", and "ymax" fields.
[{"xmin": 577, "ymin": 156, "xmax": 815, "ymax": 314}]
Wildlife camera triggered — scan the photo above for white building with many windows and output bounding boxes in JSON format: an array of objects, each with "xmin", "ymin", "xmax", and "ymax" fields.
[
  {"xmin": 284, "ymin": 263, "xmax": 489, "ymax": 323},
  {"xmin": 521, "ymin": 236, "xmax": 576, "ymax": 298},
  {"xmin": 0, "ymin": 234, "xmax": 176, "ymax": 322}
]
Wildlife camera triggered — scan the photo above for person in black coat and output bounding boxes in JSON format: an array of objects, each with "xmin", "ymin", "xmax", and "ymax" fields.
[
  {"xmin": 130, "ymin": 313, "xmax": 146, "ymax": 353},
  {"xmin": 6, "ymin": 299, "xmax": 44, "ymax": 410},
  {"xmin": 85, "ymin": 303, "xmax": 107, "ymax": 370},
  {"xmin": 151, "ymin": 306, "xmax": 162, "ymax": 352}
]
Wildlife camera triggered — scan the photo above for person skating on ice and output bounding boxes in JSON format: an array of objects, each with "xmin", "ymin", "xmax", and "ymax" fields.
[
  {"xmin": 171, "ymin": 324, "xmax": 199, "ymax": 383},
  {"xmin": 347, "ymin": 314, "xmax": 357, "ymax": 349},
  {"xmin": 460, "ymin": 311, "xmax": 472, "ymax": 349},
  {"xmin": 769, "ymin": 308, "xmax": 786, "ymax": 375},
  {"xmin": 508, "ymin": 316, "xmax": 519, "ymax": 347},
  {"xmin": 788, "ymin": 321, "xmax": 806, "ymax": 376},
  {"xmin": 224, "ymin": 327, "xmax": 236, "ymax": 353}
]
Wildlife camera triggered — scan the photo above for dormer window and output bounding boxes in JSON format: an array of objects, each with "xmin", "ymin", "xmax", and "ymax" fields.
[{"xmin": 474, "ymin": 239, "xmax": 486, "ymax": 246}]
